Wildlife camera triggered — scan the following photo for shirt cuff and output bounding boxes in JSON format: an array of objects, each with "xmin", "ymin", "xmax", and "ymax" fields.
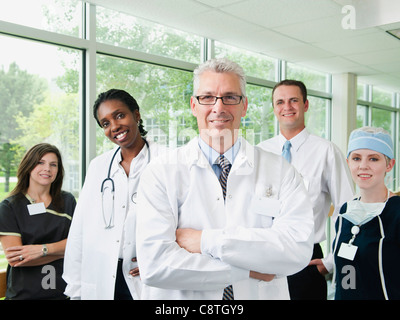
[
  {"xmin": 321, "ymin": 253, "xmax": 334, "ymax": 273},
  {"xmin": 201, "ymin": 228, "xmax": 223, "ymax": 258},
  {"xmin": 231, "ymin": 266, "xmax": 250, "ymax": 283},
  {"xmin": 201, "ymin": 229, "xmax": 249, "ymax": 283}
]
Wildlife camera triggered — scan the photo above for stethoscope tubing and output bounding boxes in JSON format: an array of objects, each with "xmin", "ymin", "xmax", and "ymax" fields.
[
  {"xmin": 101, "ymin": 138, "xmax": 150, "ymax": 228},
  {"xmin": 101, "ymin": 138, "xmax": 150, "ymax": 193}
]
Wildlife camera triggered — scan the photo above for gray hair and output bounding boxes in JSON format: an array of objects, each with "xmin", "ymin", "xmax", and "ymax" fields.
[{"xmin": 192, "ymin": 57, "xmax": 246, "ymax": 97}]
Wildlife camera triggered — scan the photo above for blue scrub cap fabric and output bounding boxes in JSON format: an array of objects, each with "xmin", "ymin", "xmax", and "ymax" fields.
[{"xmin": 347, "ymin": 126, "xmax": 394, "ymax": 159}]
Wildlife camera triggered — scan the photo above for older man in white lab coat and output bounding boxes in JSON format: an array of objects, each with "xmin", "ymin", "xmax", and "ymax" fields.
[{"xmin": 136, "ymin": 58, "xmax": 314, "ymax": 300}]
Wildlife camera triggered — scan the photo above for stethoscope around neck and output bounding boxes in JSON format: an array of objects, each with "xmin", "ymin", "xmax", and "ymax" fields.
[{"xmin": 101, "ymin": 138, "xmax": 150, "ymax": 229}]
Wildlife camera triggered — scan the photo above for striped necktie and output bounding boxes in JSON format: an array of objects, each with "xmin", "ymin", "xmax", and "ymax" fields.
[
  {"xmin": 217, "ymin": 155, "xmax": 234, "ymax": 300},
  {"xmin": 282, "ymin": 140, "xmax": 292, "ymax": 163},
  {"xmin": 218, "ymin": 155, "xmax": 231, "ymax": 201}
]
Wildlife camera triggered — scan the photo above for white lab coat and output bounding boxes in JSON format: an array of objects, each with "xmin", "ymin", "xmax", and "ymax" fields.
[
  {"xmin": 258, "ymin": 129, "xmax": 355, "ymax": 272},
  {"xmin": 63, "ymin": 140, "xmax": 165, "ymax": 300},
  {"xmin": 136, "ymin": 137, "xmax": 314, "ymax": 300}
]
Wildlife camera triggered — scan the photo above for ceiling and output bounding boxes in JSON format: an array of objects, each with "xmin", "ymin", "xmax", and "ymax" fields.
[{"xmin": 86, "ymin": 0, "xmax": 400, "ymax": 93}]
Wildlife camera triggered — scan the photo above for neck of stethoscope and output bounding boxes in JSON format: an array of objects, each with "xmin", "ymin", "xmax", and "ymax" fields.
[
  {"xmin": 123, "ymin": 138, "xmax": 150, "ymax": 161},
  {"xmin": 112, "ymin": 138, "xmax": 150, "ymax": 173},
  {"xmin": 142, "ymin": 138, "xmax": 150, "ymax": 164}
]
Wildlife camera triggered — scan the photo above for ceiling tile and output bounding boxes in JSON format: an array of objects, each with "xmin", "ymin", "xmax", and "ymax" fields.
[
  {"xmin": 180, "ymin": 10, "xmax": 261, "ymax": 40},
  {"xmin": 194, "ymin": 0, "xmax": 248, "ymax": 8},
  {"xmin": 263, "ymin": 44, "xmax": 334, "ymax": 63},
  {"xmin": 221, "ymin": 0, "xmax": 341, "ymax": 28},
  {"xmin": 369, "ymin": 61, "xmax": 400, "ymax": 73},
  {"xmin": 346, "ymin": 48, "xmax": 400, "ymax": 65},
  {"xmin": 86, "ymin": 0, "xmax": 210, "ymax": 28},
  {"xmin": 272, "ymin": 15, "xmax": 376, "ymax": 44},
  {"xmin": 297, "ymin": 56, "xmax": 364, "ymax": 74},
  {"xmin": 314, "ymin": 31, "xmax": 400, "ymax": 55},
  {"xmin": 221, "ymin": 28, "xmax": 304, "ymax": 53}
]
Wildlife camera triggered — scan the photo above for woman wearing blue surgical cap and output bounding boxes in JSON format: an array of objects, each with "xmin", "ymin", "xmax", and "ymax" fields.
[{"xmin": 332, "ymin": 126, "xmax": 400, "ymax": 299}]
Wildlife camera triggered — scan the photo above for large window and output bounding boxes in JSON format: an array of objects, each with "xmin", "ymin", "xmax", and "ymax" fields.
[
  {"xmin": 357, "ymin": 82, "xmax": 399, "ymax": 191},
  {"xmin": 96, "ymin": 6, "xmax": 201, "ymax": 64},
  {"xmin": 0, "ymin": 0, "xmax": 82, "ymax": 38},
  {"xmin": 215, "ymin": 41, "xmax": 277, "ymax": 81},
  {"xmin": 95, "ymin": 55, "xmax": 194, "ymax": 155},
  {"xmin": 305, "ymin": 96, "xmax": 331, "ymax": 139},
  {"xmin": 0, "ymin": 34, "xmax": 82, "ymax": 200},
  {"xmin": 286, "ymin": 62, "xmax": 330, "ymax": 93},
  {"xmin": 242, "ymin": 85, "xmax": 274, "ymax": 144}
]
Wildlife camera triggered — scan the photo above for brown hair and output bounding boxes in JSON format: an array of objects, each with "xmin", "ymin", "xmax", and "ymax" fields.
[
  {"xmin": 272, "ymin": 79, "xmax": 308, "ymax": 104},
  {"xmin": 9, "ymin": 143, "xmax": 65, "ymax": 211}
]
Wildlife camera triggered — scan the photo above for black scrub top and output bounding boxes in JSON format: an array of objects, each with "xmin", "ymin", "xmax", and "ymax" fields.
[
  {"xmin": 333, "ymin": 196, "xmax": 400, "ymax": 300},
  {"xmin": 0, "ymin": 191, "xmax": 76, "ymax": 300}
]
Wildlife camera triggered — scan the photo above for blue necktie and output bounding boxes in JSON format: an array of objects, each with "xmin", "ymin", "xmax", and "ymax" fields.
[
  {"xmin": 282, "ymin": 140, "xmax": 292, "ymax": 163},
  {"xmin": 218, "ymin": 155, "xmax": 234, "ymax": 300}
]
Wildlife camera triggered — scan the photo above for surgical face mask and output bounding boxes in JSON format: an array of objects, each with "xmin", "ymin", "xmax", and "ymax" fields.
[{"xmin": 342, "ymin": 199, "xmax": 386, "ymax": 226}]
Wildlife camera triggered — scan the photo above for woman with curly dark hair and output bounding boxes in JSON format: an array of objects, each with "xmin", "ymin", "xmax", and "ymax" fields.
[{"xmin": 63, "ymin": 89, "xmax": 165, "ymax": 300}]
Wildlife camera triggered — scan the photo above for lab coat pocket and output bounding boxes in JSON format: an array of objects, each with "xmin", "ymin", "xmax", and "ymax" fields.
[{"xmin": 249, "ymin": 197, "xmax": 281, "ymax": 228}]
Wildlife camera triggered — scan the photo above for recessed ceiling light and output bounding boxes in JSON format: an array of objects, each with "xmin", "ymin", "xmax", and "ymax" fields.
[{"xmin": 387, "ymin": 28, "xmax": 400, "ymax": 40}]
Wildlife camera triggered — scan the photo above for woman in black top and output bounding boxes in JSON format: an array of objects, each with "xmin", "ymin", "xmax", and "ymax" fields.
[{"xmin": 0, "ymin": 143, "xmax": 76, "ymax": 299}]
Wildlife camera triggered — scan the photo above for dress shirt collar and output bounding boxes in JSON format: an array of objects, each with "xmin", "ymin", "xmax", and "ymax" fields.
[
  {"xmin": 279, "ymin": 127, "xmax": 310, "ymax": 153},
  {"xmin": 198, "ymin": 136, "xmax": 241, "ymax": 167}
]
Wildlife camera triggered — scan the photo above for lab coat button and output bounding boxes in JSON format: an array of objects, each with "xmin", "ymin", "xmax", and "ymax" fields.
[{"xmin": 228, "ymin": 194, "xmax": 232, "ymax": 199}]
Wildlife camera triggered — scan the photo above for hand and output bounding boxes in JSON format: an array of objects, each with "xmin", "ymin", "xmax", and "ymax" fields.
[
  {"xmin": 129, "ymin": 257, "xmax": 140, "ymax": 277},
  {"xmin": 176, "ymin": 228, "xmax": 202, "ymax": 253},
  {"xmin": 309, "ymin": 259, "xmax": 328, "ymax": 275},
  {"xmin": 249, "ymin": 271, "xmax": 275, "ymax": 282},
  {"xmin": 6, "ymin": 245, "xmax": 43, "ymax": 267}
]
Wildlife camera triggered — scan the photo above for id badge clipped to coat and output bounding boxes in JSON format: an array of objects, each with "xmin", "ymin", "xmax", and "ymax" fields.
[
  {"xmin": 337, "ymin": 225, "xmax": 360, "ymax": 261},
  {"xmin": 337, "ymin": 242, "xmax": 358, "ymax": 261}
]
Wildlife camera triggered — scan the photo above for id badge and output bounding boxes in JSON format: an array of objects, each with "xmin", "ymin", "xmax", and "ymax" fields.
[
  {"xmin": 337, "ymin": 242, "xmax": 358, "ymax": 261},
  {"xmin": 27, "ymin": 202, "xmax": 46, "ymax": 215},
  {"xmin": 250, "ymin": 197, "xmax": 280, "ymax": 217}
]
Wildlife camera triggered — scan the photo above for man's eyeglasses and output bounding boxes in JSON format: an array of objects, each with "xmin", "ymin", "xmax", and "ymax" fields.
[{"xmin": 195, "ymin": 95, "xmax": 243, "ymax": 105}]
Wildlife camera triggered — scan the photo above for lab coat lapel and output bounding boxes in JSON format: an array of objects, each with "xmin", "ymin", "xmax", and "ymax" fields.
[
  {"xmin": 185, "ymin": 137, "xmax": 210, "ymax": 169},
  {"xmin": 231, "ymin": 138, "xmax": 255, "ymax": 176}
]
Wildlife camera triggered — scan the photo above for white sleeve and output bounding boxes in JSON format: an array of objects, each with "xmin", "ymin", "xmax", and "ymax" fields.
[
  {"xmin": 63, "ymin": 196, "xmax": 83, "ymax": 299},
  {"xmin": 62, "ymin": 161, "xmax": 98, "ymax": 299},
  {"xmin": 321, "ymin": 144, "xmax": 354, "ymax": 273},
  {"xmin": 327, "ymin": 144, "xmax": 355, "ymax": 223}
]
